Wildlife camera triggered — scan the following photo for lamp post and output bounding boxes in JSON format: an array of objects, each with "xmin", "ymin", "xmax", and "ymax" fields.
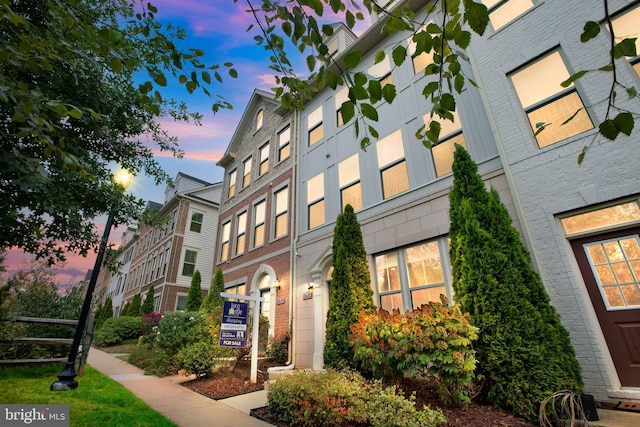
[{"xmin": 51, "ymin": 170, "xmax": 132, "ymax": 391}]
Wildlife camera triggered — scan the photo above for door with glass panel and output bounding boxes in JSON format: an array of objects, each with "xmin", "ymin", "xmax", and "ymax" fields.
[{"xmin": 570, "ymin": 228, "xmax": 640, "ymax": 386}]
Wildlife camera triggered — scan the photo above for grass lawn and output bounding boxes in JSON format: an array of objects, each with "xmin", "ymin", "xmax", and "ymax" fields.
[{"xmin": 0, "ymin": 364, "xmax": 177, "ymax": 427}]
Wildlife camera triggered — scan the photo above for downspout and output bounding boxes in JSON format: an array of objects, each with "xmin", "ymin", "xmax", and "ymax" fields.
[{"xmin": 288, "ymin": 107, "xmax": 300, "ymax": 367}]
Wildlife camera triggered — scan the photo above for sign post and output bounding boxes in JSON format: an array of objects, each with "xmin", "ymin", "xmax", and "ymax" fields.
[{"xmin": 219, "ymin": 290, "xmax": 264, "ymax": 383}]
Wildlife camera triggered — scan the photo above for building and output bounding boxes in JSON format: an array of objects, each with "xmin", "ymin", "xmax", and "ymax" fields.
[{"xmin": 214, "ymin": 89, "xmax": 296, "ymax": 339}]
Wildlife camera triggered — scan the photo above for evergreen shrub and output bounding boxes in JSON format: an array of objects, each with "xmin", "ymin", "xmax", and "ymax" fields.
[{"xmin": 94, "ymin": 316, "xmax": 143, "ymax": 347}]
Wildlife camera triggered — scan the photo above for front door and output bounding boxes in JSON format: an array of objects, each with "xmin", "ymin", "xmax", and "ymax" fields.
[{"xmin": 570, "ymin": 228, "xmax": 640, "ymax": 387}]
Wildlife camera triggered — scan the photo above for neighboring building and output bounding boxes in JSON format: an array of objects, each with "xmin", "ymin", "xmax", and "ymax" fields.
[
  {"xmin": 115, "ymin": 173, "xmax": 222, "ymax": 313},
  {"xmin": 215, "ymin": 89, "xmax": 296, "ymax": 339}
]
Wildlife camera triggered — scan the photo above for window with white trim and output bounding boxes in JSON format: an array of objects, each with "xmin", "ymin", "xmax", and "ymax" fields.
[
  {"xmin": 176, "ymin": 295, "xmax": 187, "ymax": 311},
  {"xmin": 368, "ymin": 55, "xmax": 392, "ymax": 86},
  {"xmin": 278, "ymin": 126, "xmax": 291, "ymax": 162},
  {"xmin": 307, "ymin": 173, "xmax": 325, "ymax": 229},
  {"xmin": 182, "ymin": 249, "xmax": 197, "ymax": 277},
  {"xmin": 253, "ymin": 200, "xmax": 266, "ymax": 248},
  {"xmin": 189, "ymin": 211, "xmax": 204, "ymax": 233},
  {"xmin": 308, "ymin": 106, "xmax": 323, "ymax": 146},
  {"xmin": 481, "ymin": 0, "xmax": 534, "ymax": 30},
  {"xmin": 259, "ymin": 142, "xmax": 270, "ymax": 176},
  {"xmin": 376, "ymin": 130, "xmax": 409, "ymax": 199},
  {"xmin": 423, "ymin": 110, "xmax": 468, "ymax": 177},
  {"xmin": 274, "ymin": 187, "xmax": 289, "ymax": 238},
  {"xmin": 339, "ymin": 154, "xmax": 362, "ymax": 212},
  {"xmin": 228, "ymin": 169, "xmax": 237, "ymax": 198},
  {"xmin": 256, "ymin": 109, "xmax": 264, "ymax": 130},
  {"xmin": 220, "ymin": 221, "xmax": 231, "ymax": 262},
  {"xmin": 510, "ymin": 50, "xmax": 594, "ymax": 148},
  {"xmin": 407, "ymin": 25, "xmax": 432, "ymax": 75},
  {"xmin": 235, "ymin": 211, "xmax": 247, "ymax": 256},
  {"xmin": 242, "ymin": 157, "xmax": 252, "ymax": 188},
  {"xmin": 611, "ymin": 4, "xmax": 640, "ymax": 78},
  {"xmin": 335, "ymin": 87, "xmax": 349, "ymax": 126}
]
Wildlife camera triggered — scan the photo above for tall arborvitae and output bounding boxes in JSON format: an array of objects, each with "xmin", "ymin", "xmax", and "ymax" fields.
[
  {"xmin": 449, "ymin": 144, "xmax": 582, "ymax": 422},
  {"xmin": 324, "ymin": 204, "xmax": 375, "ymax": 369},
  {"xmin": 140, "ymin": 285, "xmax": 155, "ymax": 315},
  {"xmin": 94, "ymin": 297, "xmax": 113, "ymax": 330},
  {"xmin": 185, "ymin": 270, "xmax": 202, "ymax": 312},
  {"xmin": 202, "ymin": 268, "xmax": 225, "ymax": 312},
  {"xmin": 127, "ymin": 293, "xmax": 141, "ymax": 317}
]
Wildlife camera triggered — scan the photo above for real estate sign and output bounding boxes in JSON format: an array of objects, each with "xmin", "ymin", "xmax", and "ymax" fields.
[{"xmin": 219, "ymin": 300, "xmax": 248, "ymax": 348}]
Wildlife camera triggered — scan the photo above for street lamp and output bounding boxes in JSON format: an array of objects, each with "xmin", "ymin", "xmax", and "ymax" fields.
[{"xmin": 51, "ymin": 169, "xmax": 133, "ymax": 391}]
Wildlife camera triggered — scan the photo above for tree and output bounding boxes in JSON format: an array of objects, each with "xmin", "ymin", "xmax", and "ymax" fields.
[
  {"xmin": 185, "ymin": 270, "xmax": 202, "ymax": 312},
  {"xmin": 94, "ymin": 296, "xmax": 113, "ymax": 330},
  {"xmin": 448, "ymin": 144, "xmax": 583, "ymax": 422},
  {"xmin": 324, "ymin": 204, "xmax": 375, "ymax": 369},
  {"xmin": 140, "ymin": 285, "xmax": 155, "ymax": 315},
  {"xmin": 0, "ymin": 0, "xmax": 236, "ymax": 266},
  {"xmin": 202, "ymin": 268, "xmax": 225, "ymax": 312},
  {"xmin": 127, "ymin": 293, "xmax": 141, "ymax": 318},
  {"xmin": 119, "ymin": 301, "xmax": 131, "ymax": 317}
]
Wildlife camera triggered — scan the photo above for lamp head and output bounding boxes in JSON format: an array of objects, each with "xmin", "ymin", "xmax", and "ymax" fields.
[{"xmin": 113, "ymin": 169, "xmax": 133, "ymax": 190}]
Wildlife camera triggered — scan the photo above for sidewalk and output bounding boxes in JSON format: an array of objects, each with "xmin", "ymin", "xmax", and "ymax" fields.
[{"xmin": 87, "ymin": 348, "xmax": 270, "ymax": 427}]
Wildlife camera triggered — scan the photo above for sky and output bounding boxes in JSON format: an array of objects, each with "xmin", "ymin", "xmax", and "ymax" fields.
[{"xmin": 4, "ymin": 0, "xmax": 370, "ymax": 285}]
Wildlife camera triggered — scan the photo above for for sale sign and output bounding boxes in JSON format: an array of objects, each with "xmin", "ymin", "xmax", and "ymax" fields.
[{"xmin": 219, "ymin": 301, "xmax": 248, "ymax": 348}]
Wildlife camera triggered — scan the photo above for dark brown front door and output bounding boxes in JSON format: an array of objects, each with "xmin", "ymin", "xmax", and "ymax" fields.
[{"xmin": 571, "ymin": 228, "xmax": 640, "ymax": 387}]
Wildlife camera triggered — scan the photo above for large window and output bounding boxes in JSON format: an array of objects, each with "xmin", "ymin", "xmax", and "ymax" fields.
[
  {"xmin": 259, "ymin": 142, "xmax": 270, "ymax": 176},
  {"xmin": 510, "ymin": 50, "xmax": 593, "ymax": 148},
  {"xmin": 423, "ymin": 110, "xmax": 468, "ymax": 177},
  {"xmin": 339, "ymin": 154, "xmax": 362, "ymax": 211},
  {"xmin": 307, "ymin": 173, "xmax": 325, "ymax": 229},
  {"xmin": 235, "ymin": 212, "xmax": 247, "ymax": 256},
  {"xmin": 182, "ymin": 249, "xmax": 197, "ymax": 277},
  {"xmin": 274, "ymin": 187, "xmax": 289, "ymax": 238},
  {"xmin": 611, "ymin": 4, "xmax": 640, "ymax": 78},
  {"xmin": 253, "ymin": 200, "xmax": 266, "ymax": 248},
  {"xmin": 220, "ymin": 221, "xmax": 231, "ymax": 262},
  {"xmin": 242, "ymin": 157, "xmax": 252, "ymax": 188},
  {"xmin": 375, "ymin": 238, "xmax": 451, "ymax": 312},
  {"xmin": 335, "ymin": 87, "xmax": 349, "ymax": 126},
  {"xmin": 278, "ymin": 126, "xmax": 291, "ymax": 162},
  {"xmin": 307, "ymin": 106, "xmax": 323, "ymax": 146},
  {"xmin": 189, "ymin": 212, "xmax": 203, "ymax": 233},
  {"xmin": 228, "ymin": 169, "xmax": 237, "ymax": 198},
  {"xmin": 481, "ymin": 0, "xmax": 534, "ymax": 30},
  {"xmin": 376, "ymin": 130, "xmax": 409, "ymax": 199}
]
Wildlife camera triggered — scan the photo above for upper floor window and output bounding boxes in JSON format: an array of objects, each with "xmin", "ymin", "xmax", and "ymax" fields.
[
  {"xmin": 368, "ymin": 55, "xmax": 392, "ymax": 86},
  {"xmin": 307, "ymin": 173, "xmax": 325, "ymax": 229},
  {"xmin": 182, "ymin": 249, "xmax": 197, "ymax": 277},
  {"xmin": 242, "ymin": 157, "xmax": 252, "ymax": 188},
  {"xmin": 228, "ymin": 169, "xmax": 237, "ymax": 198},
  {"xmin": 375, "ymin": 238, "xmax": 451, "ymax": 312},
  {"xmin": 220, "ymin": 221, "xmax": 231, "ymax": 262},
  {"xmin": 376, "ymin": 130, "xmax": 409, "ymax": 199},
  {"xmin": 189, "ymin": 212, "xmax": 204, "ymax": 233},
  {"xmin": 235, "ymin": 212, "xmax": 247, "ymax": 256},
  {"xmin": 259, "ymin": 142, "xmax": 270, "ymax": 176},
  {"xmin": 510, "ymin": 50, "xmax": 593, "ymax": 148},
  {"xmin": 274, "ymin": 187, "xmax": 289, "ymax": 238},
  {"xmin": 408, "ymin": 25, "xmax": 432, "ymax": 75},
  {"xmin": 611, "ymin": 4, "xmax": 640, "ymax": 78},
  {"xmin": 277, "ymin": 126, "xmax": 291, "ymax": 162},
  {"xmin": 308, "ymin": 106, "xmax": 324, "ymax": 146},
  {"xmin": 481, "ymin": 0, "xmax": 534, "ymax": 30},
  {"xmin": 335, "ymin": 87, "xmax": 349, "ymax": 126},
  {"xmin": 253, "ymin": 200, "xmax": 266, "ymax": 248},
  {"xmin": 339, "ymin": 154, "xmax": 362, "ymax": 212},
  {"xmin": 423, "ymin": 110, "xmax": 468, "ymax": 177},
  {"xmin": 256, "ymin": 109, "xmax": 264, "ymax": 130}
]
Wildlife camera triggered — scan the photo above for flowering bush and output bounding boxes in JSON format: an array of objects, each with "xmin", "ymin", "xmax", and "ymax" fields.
[
  {"xmin": 140, "ymin": 312, "xmax": 162, "ymax": 335},
  {"xmin": 266, "ymin": 328, "xmax": 291, "ymax": 364},
  {"xmin": 155, "ymin": 311, "xmax": 209, "ymax": 355}
]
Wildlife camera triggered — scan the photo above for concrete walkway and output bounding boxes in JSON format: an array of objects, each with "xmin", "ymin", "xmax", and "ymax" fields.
[{"xmin": 87, "ymin": 348, "xmax": 270, "ymax": 427}]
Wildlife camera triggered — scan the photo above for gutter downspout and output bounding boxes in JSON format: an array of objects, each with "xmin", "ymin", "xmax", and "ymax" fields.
[{"xmin": 288, "ymin": 107, "xmax": 300, "ymax": 367}]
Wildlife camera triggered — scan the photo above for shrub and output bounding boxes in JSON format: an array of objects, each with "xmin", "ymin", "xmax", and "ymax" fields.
[
  {"xmin": 351, "ymin": 298, "xmax": 478, "ymax": 406},
  {"xmin": 201, "ymin": 268, "xmax": 225, "ymax": 312},
  {"xmin": 155, "ymin": 311, "xmax": 209, "ymax": 355},
  {"xmin": 267, "ymin": 370, "xmax": 445, "ymax": 427},
  {"xmin": 140, "ymin": 285, "xmax": 155, "ymax": 315},
  {"xmin": 266, "ymin": 328, "xmax": 291, "ymax": 364},
  {"xmin": 175, "ymin": 341, "xmax": 221, "ymax": 378},
  {"xmin": 185, "ymin": 270, "xmax": 202, "ymax": 312},
  {"xmin": 94, "ymin": 316, "xmax": 143, "ymax": 347},
  {"xmin": 127, "ymin": 345, "xmax": 176, "ymax": 377},
  {"xmin": 126, "ymin": 293, "xmax": 142, "ymax": 317}
]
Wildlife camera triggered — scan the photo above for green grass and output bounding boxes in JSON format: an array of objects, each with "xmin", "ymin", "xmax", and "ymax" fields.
[{"xmin": 0, "ymin": 364, "xmax": 177, "ymax": 427}]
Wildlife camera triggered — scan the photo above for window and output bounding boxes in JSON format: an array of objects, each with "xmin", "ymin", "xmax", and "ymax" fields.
[
  {"xmin": 611, "ymin": 4, "xmax": 640, "ymax": 78},
  {"xmin": 274, "ymin": 187, "xmax": 289, "ymax": 238},
  {"xmin": 235, "ymin": 212, "xmax": 247, "ymax": 256},
  {"xmin": 278, "ymin": 126, "xmax": 291, "ymax": 161},
  {"xmin": 176, "ymin": 295, "xmax": 187, "ymax": 311},
  {"xmin": 256, "ymin": 109, "xmax": 264, "ymax": 130},
  {"xmin": 481, "ymin": 0, "xmax": 534, "ymax": 30},
  {"xmin": 153, "ymin": 295, "xmax": 160, "ymax": 312},
  {"xmin": 162, "ymin": 247, "xmax": 170, "ymax": 276},
  {"xmin": 407, "ymin": 25, "xmax": 432, "ymax": 74},
  {"xmin": 253, "ymin": 201, "xmax": 266, "ymax": 248},
  {"xmin": 368, "ymin": 56, "xmax": 392, "ymax": 86},
  {"xmin": 225, "ymin": 284, "xmax": 247, "ymax": 301},
  {"xmin": 182, "ymin": 249, "xmax": 197, "ymax": 276},
  {"xmin": 242, "ymin": 157, "xmax": 252, "ymax": 188},
  {"xmin": 561, "ymin": 201, "xmax": 640, "ymax": 237},
  {"xmin": 335, "ymin": 87, "xmax": 349, "ymax": 126},
  {"xmin": 308, "ymin": 106, "xmax": 323, "ymax": 146},
  {"xmin": 171, "ymin": 209, "xmax": 177, "ymax": 230},
  {"xmin": 189, "ymin": 212, "xmax": 203, "ymax": 233},
  {"xmin": 259, "ymin": 142, "xmax": 270, "ymax": 176},
  {"xmin": 423, "ymin": 110, "xmax": 468, "ymax": 177},
  {"xmin": 376, "ymin": 130, "xmax": 409, "ymax": 199},
  {"xmin": 307, "ymin": 173, "xmax": 325, "ymax": 229},
  {"xmin": 220, "ymin": 221, "xmax": 231, "ymax": 262},
  {"xmin": 228, "ymin": 169, "xmax": 237, "ymax": 198},
  {"xmin": 375, "ymin": 238, "xmax": 451, "ymax": 312},
  {"xmin": 339, "ymin": 154, "xmax": 362, "ymax": 211},
  {"xmin": 510, "ymin": 50, "xmax": 593, "ymax": 148}
]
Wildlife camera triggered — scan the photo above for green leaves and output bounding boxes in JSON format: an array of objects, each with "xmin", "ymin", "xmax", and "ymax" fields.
[
  {"xmin": 344, "ymin": 50, "xmax": 362, "ymax": 68},
  {"xmin": 580, "ymin": 21, "xmax": 601, "ymax": 42},
  {"xmin": 599, "ymin": 112, "xmax": 634, "ymax": 140}
]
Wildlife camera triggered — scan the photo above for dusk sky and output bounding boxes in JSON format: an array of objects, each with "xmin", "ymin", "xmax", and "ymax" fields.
[{"xmin": 4, "ymin": 0, "xmax": 370, "ymax": 284}]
